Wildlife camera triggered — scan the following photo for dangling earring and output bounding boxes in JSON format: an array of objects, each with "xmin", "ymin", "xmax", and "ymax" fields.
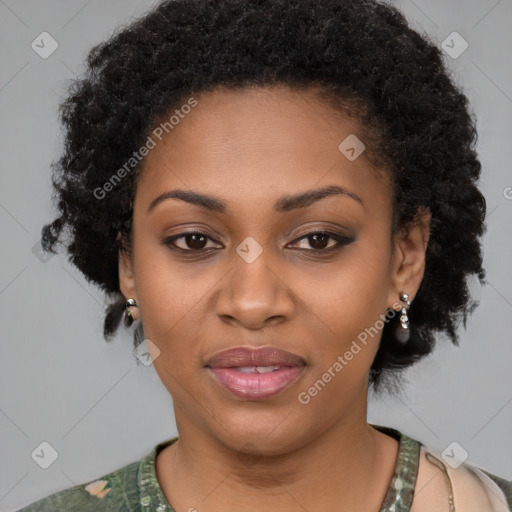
[
  {"xmin": 399, "ymin": 292, "xmax": 410, "ymax": 329},
  {"xmin": 396, "ymin": 291, "xmax": 411, "ymax": 343},
  {"xmin": 123, "ymin": 298, "xmax": 138, "ymax": 327}
]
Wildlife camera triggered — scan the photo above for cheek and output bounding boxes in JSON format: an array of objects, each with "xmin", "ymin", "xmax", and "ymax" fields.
[
  {"xmin": 132, "ymin": 235, "xmax": 205, "ymax": 337},
  {"xmin": 296, "ymin": 241, "xmax": 392, "ymax": 387},
  {"xmin": 303, "ymin": 242, "xmax": 392, "ymax": 332},
  {"xmin": 131, "ymin": 231, "xmax": 231, "ymax": 378}
]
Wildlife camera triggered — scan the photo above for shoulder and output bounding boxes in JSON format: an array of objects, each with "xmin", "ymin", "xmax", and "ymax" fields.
[
  {"xmin": 15, "ymin": 459, "xmax": 141, "ymax": 511},
  {"xmin": 410, "ymin": 443, "xmax": 512, "ymax": 512}
]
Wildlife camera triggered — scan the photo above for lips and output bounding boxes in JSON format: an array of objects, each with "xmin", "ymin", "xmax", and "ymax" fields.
[
  {"xmin": 206, "ymin": 346, "xmax": 306, "ymax": 368},
  {"xmin": 206, "ymin": 346, "xmax": 306, "ymax": 400}
]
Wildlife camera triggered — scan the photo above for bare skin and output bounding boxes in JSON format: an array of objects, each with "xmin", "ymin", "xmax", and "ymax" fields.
[{"xmin": 119, "ymin": 85, "xmax": 430, "ymax": 511}]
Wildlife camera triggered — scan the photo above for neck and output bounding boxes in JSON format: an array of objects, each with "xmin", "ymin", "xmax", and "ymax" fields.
[{"xmin": 156, "ymin": 400, "xmax": 398, "ymax": 511}]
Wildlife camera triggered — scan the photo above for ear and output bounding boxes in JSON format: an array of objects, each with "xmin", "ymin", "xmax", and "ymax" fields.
[
  {"xmin": 387, "ymin": 208, "xmax": 431, "ymax": 310},
  {"xmin": 118, "ymin": 232, "xmax": 138, "ymax": 303}
]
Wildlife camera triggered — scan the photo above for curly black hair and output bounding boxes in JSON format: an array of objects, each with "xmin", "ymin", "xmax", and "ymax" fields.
[{"xmin": 41, "ymin": 0, "xmax": 486, "ymax": 396}]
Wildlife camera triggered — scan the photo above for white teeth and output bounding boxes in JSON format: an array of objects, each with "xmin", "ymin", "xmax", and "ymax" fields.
[
  {"xmin": 256, "ymin": 365, "xmax": 281, "ymax": 373},
  {"xmin": 235, "ymin": 365, "xmax": 281, "ymax": 374},
  {"xmin": 237, "ymin": 366, "xmax": 257, "ymax": 373}
]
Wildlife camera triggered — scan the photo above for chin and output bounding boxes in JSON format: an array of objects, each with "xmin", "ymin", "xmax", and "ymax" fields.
[{"xmin": 207, "ymin": 411, "xmax": 311, "ymax": 456}]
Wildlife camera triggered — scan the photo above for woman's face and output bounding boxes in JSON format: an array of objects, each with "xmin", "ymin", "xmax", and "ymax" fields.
[{"xmin": 119, "ymin": 85, "xmax": 428, "ymax": 454}]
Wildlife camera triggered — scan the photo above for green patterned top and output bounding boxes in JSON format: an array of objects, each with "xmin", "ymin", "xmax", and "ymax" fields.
[{"xmin": 16, "ymin": 425, "xmax": 512, "ymax": 511}]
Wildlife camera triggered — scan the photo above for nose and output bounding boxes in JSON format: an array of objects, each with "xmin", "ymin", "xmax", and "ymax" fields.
[{"xmin": 215, "ymin": 251, "xmax": 295, "ymax": 330}]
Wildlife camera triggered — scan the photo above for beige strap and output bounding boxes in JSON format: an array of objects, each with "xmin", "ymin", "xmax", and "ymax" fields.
[{"xmin": 425, "ymin": 452, "xmax": 456, "ymax": 512}]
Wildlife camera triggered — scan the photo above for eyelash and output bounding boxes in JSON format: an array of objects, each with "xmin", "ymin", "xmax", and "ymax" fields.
[{"xmin": 162, "ymin": 230, "xmax": 354, "ymax": 255}]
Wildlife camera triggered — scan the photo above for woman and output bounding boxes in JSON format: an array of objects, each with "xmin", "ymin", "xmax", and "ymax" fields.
[{"xmin": 17, "ymin": 0, "xmax": 511, "ymax": 510}]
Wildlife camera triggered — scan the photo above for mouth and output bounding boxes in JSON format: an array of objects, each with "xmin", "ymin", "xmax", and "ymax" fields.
[{"xmin": 206, "ymin": 346, "xmax": 306, "ymax": 400}]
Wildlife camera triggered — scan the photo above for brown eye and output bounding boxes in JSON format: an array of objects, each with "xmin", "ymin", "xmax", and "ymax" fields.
[
  {"xmin": 163, "ymin": 232, "xmax": 221, "ymax": 252},
  {"xmin": 288, "ymin": 231, "xmax": 354, "ymax": 252},
  {"xmin": 163, "ymin": 230, "xmax": 354, "ymax": 255},
  {"xmin": 307, "ymin": 233, "xmax": 330, "ymax": 250},
  {"xmin": 184, "ymin": 233, "xmax": 207, "ymax": 250}
]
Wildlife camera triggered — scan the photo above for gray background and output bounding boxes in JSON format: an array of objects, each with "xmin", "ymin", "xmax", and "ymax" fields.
[{"xmin": 1, "ymin": 0, "xmax": 511, "ymax": 510}]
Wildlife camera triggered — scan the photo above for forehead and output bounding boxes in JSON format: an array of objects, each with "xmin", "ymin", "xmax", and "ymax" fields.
[{"xmin": 135, "ymin": 85, "xmax": 387, "ymax": 214}]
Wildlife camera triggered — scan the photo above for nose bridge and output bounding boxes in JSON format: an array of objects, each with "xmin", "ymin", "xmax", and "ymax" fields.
[
  {"xmin": 216, "ymin": 237, "xmax": 293, "ymax": 328},
  {"xmin": 234, "ymin": 245, "xmax": 274, "ymax": 297}
]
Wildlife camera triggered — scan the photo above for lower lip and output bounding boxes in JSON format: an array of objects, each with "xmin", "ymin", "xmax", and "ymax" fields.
[{"xmin": 208, "ymin": 366, "xmax": 304, "ymax": 400}]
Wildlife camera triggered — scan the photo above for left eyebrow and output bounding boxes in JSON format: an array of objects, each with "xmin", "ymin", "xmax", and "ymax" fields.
[
  {"xmin": 274, "ymin": 184, "xmax": 364, "ymax": 212},
  {"xmin": 146, "ymin": 184, "xmax": 364, "ymax": 215}
]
